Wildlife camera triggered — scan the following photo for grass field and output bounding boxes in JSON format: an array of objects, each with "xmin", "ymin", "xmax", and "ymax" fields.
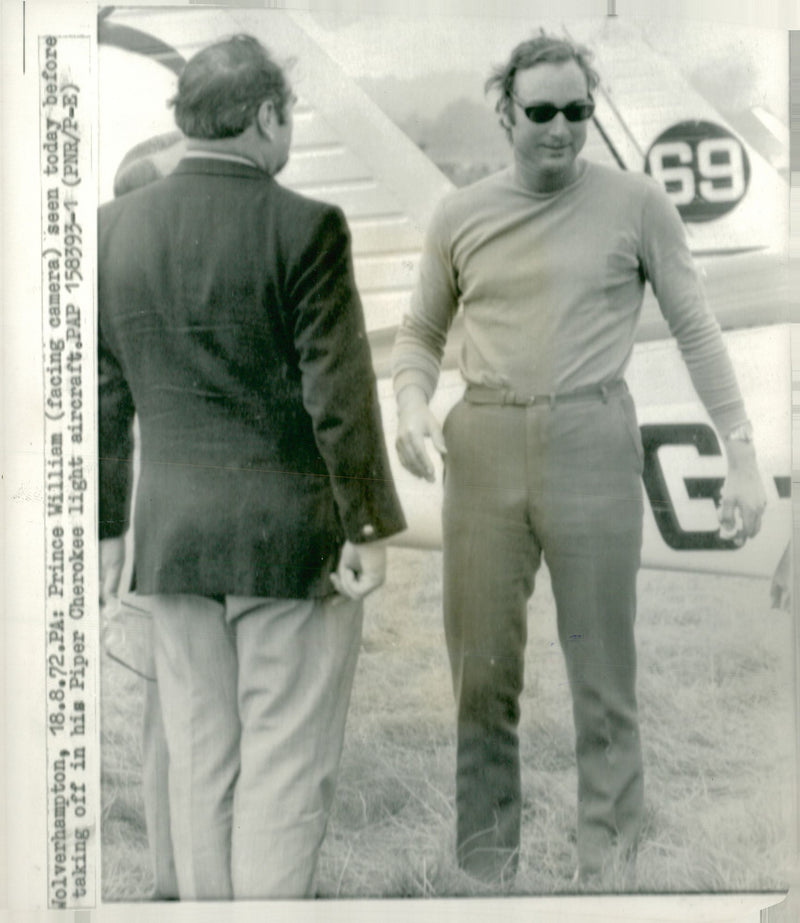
[{"xmin": 101, "ymin": 548, "xmax": 796, "ymax": 901}]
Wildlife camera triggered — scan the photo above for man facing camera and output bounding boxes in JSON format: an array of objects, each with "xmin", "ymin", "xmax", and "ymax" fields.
[
  {"xmin": 393, "ymin": 32, "xmax": 765, "ymax": 888},
  {"xmin": 99, "ymin": 34, "xmax": 405, "ymax": 900}
]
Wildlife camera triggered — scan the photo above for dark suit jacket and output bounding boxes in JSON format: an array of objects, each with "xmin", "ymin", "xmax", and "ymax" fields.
[{"xmin": 98, "ymin": 156, "xmax": 405, "ymax": 599}]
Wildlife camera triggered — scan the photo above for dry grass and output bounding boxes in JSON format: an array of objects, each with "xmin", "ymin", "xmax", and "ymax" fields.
[
  {"xmin": 101, "ymin": 548, "xmax": 795, "ymax": 901},
  {"xmin": 101, "ymin": 660, "xmax": 152, "ymax": 901}
]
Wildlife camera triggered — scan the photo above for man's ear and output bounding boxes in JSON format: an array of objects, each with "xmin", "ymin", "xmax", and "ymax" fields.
[{"xmin": 255, "ymin": 99, "xmax": 276, "ymax": 139}]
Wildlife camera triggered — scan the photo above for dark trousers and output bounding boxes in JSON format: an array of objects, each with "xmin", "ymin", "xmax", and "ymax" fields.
[{"xmin": 442, "ymin": 388, "xmax": 645, "ymax": 883}]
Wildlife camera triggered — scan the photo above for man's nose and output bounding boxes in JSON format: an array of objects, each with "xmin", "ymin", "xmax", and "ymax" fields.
[{"xmin": 548, "ymin": 112, "xmax": 570, "ymax": 133}]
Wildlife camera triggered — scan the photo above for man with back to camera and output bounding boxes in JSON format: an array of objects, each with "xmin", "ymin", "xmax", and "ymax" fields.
[
  {"xmin": 98, "ymin": 34, "xmax": 406, "ymax": 900},
  {"xmin": 392, "ymin": 31, "xmax": 766, "ymax": 888}
]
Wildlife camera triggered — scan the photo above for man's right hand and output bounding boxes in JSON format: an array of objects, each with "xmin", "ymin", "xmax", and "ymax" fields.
[
  {"xmin": 395, "ymin": 385, "xmax": 446, "ymax": 482},
  {"xmin": 331, "ymin": 540, "xmax": 387, "ymax": 600}
]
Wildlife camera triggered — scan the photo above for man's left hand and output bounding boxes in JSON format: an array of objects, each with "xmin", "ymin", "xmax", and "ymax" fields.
[
  {"xmin": 770, "ymin": 542, "xmax": 792, "ymax": 610},
  {"xmin": 100, "ymin": 536, "xmax": 126, "ymax": 607},
  {"xmin": 718, "ymin": 439, "xmax": 767, "ymax": 543}
]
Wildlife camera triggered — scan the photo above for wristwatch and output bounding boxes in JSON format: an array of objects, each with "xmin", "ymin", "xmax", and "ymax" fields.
[{"xmin": 725, "ymin": 421, "xmax": 754, "ymax": 444}]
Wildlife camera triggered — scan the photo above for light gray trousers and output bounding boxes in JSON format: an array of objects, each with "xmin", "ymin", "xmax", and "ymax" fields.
[{"xmin": 146, "ymin": 592, "xmax": 363, "ymax": 900}]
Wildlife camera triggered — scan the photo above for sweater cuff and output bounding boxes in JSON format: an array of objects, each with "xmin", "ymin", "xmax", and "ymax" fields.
[
  {"xmin": 708, "ymin": 403, "xmax": 749, "ymax": 443},
  {"xmin": 392, "ymin": 367, "xmax": 436, "ymax": 402}
]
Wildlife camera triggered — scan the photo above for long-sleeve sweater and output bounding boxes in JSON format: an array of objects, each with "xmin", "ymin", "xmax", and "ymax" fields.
[{"xmin": 392, "ymin": 161, "xmax": 747, "ymax": 437}]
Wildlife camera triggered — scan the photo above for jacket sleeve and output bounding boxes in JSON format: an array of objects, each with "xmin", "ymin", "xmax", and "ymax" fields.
[
  {"xmin": 288, "ymin": 205, "xmax": 406, "ymax": 543},
  {"xmin": 98, "ymin": 322, "xmax": 135, "ymax": 540}
]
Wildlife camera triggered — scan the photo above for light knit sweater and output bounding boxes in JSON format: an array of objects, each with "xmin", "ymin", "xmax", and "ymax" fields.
[{"xmin": 392, "ymin": 160, "xmax": 746, "ymax": 436}]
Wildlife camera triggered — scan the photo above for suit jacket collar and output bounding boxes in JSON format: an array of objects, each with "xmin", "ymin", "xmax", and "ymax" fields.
[{"xmin": 173, "ymin": 156, "xmax": 273, "ymax": 182}]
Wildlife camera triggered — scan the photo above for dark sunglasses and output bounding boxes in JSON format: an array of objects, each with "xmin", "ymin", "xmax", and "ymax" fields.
[{"xmin": 512, "ymin": 96, "xmax": 595, "ymax": 124}]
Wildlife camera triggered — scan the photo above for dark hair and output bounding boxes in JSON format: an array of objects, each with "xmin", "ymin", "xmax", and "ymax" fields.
[
  {"xmin": 169, "ymin": 34, "xmax": 293, "ymax": 139},
  {"xmin": 485, "ymin": 31, "xmax": 599, "ymax": 139}
]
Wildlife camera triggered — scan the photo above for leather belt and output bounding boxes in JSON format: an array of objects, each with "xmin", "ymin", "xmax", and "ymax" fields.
[{"xmin": 464, "ymin": 379, "xmax": 627, "ymax": 407}]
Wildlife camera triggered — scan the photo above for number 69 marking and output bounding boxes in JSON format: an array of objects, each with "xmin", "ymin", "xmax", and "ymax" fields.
[
  {"xmin": 649, "ymin": 138, "xmax": 745, "ymax": 204},
  {"xmin": 644, "ymin": 121, "xmax": 750, "ymax": 222}
]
